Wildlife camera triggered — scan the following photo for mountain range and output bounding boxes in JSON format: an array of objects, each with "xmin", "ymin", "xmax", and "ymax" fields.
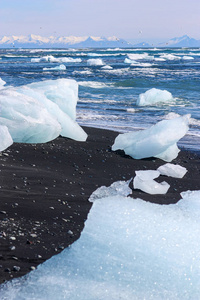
[{"xmin": 0, "ymin": 34, "xmax": 199, "ymax": 48}]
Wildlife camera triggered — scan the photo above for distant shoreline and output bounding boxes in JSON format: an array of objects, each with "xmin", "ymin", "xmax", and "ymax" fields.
[{"xmin": 0, "ymin": 126, "xmax": 199, "ymax": 283}]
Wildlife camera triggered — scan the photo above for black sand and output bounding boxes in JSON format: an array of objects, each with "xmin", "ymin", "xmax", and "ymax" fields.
[{"xmin": 0, "ymin": 126, "xmax": 199, "ymax": 283}]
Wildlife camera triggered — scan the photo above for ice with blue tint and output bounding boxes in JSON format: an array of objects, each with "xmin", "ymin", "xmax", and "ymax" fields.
[
  {"xmin": 158, "ymin": 163, "xmax": 187, "ymax": 178},
  {"xmin": 0, "ymin": 79, "xmax": 87, "ymax": 143},
  {"xmin": 0, "ymin": 125, "xmax": 13, "ymax": 151},
  {"xmin": 2, "ymin": 189, "xmax": 200, "ymax": 299},
  {"xmin": 133, "ymin": 170, "xmax": 170, "ymax": 194},
  {"xmin": 43, "ymin": 64, "xmax": 66, "ymax": 71},
  {"xmin": 89, "ymin": 179, "xmax": 132, "ymax": 202},
  {"xmin": 136, "ymin": 88, "xmax": 173, "ymax": 106},
  {"xmin": 112, "ymin": 114, "xmax": 190, "ymax": 162}
]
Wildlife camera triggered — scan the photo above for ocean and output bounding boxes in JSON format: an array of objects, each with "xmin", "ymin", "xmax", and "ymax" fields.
[{"xmin": 0, "ymin": 47, "xmax": 200, "ymax": 151}]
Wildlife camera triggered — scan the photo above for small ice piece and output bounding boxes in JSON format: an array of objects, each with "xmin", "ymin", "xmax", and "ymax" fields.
[
  {"xmin": 0, "ymin": 125, "xmax": 13, "ymax": 151},
  {"xmin": 133, "ymin": 170, "xmax": 170, "ymax": 195},
  {"xmin": 158, "ymin": 163, "xmax": 187, "ymax": 178},
  {"xmin": 89, "ymin": 179, "xmax": 132, "ymax": 202},
  {"xmin": 87, "ymin": 58, "xmax": 104, "ymax": 66},
  {"xmin": 43, "ymin": 64, "xmax": 66, "ymax": 71},
  {"xmin": 0, "ymin": 77, "xmax": 6, "ymax": 89},
  {"xmin": 137, "ymin": 88, "xmax": 173, "ymax": 106},
  {"xmin": 112, "ymin": 114, "xmax": 190, "ymax": 162}
]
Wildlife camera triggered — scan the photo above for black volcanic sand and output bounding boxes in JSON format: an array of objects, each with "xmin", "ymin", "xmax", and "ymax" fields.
[{"xmin": 0, "ymin": 126, "xmax": 200, "ymax": 284}]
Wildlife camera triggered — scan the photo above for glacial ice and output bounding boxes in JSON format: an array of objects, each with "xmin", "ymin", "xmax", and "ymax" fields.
[
  {"xmin": 0, "ymin": 88, "xmax": 61, "ymax": 143},
  {"xmin": 0, "ymin": 125, "xmax": 13, "ymax": 151},
  {"xmin": 0, "ymin": 79, "xmax": 87, "ymax": 143},
  {"xmin": 133, "ymin": 170, "xmax": 170, "ymax": 194},
  {"xmin": 87, "ymin": 58, "xmax": 104, "ymax": 66},
  {"xmin": 0, "ymin": 77, "xmax": 6, "ymax": 89},
  {"xmin": 158, "ymin": 163, "xmax": 187, "ymax": 178},
  {"xmin": 25, "ymin": 79, "xmax": 78, "ymax": 120},
  {"xmin": 137, "ymin": 88, "xmax": 173, "ymax": 106},
  {"xmin": 43, "ymin": 64, "xmax": 66, "ymax": 71},
  {"xmin": 89, "ymin": 179, "xmax": 132, "ymax": 202},
  {"xmin": 2, "ymin": 191, "xmax": 200, "ymax": 299},
  {"xmin": 112, "ymin": 114, "xmax": 190, "ymax": 162}
]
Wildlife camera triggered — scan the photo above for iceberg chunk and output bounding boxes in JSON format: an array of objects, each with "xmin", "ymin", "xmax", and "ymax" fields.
[
  {"xmin": 158, "ymin": 163, "xmax": 187, "ymax": 178},
  {"xmin": 89, "ymin": 179, "xmax": 132, "ymax": 202},
  {"xmin": 17, "ymin": 85, "xmax": 87, "ymax": 142},
  {"xmin": 0, "ymin": 79, "xmax": 87, "ymax": 143},
  {"xmin": 26, "ymin": 78, "xmax": 78, "ymax": 120},
  {"xmin": 0, "ymin": 125, "xmax": 13, "ymax": 151},
  {"xmin": 0, "ymin": 88, "xmax": 61, "ymax": 143},
  {"xmin": 112, "ymin": 114, "xmax": 190, "ymax": 162},
  {"xmin": 137, "ymin": 88, "xmax": 173, "ymax": 106},
  {"xmin": 133, "ymin": 170, "xmax": 170, "ymax": 194}
]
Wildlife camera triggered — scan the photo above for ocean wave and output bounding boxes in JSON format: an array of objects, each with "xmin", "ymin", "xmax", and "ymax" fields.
[
  {"xmin": 159, "ymin": 53, "xmax": 181, "ymax": 60},
  {"xmin": 163, "ymin": 112, "xmax": 200, "ymax": 126},
  {"xmin": 73, "ymin": 69, "xmax": 93, "ymax": 75},
  {"xmin": 87, "ymin": 52, "xmax": 126, "ymax": 57},
  {"xmin": 87, "ymin": 58, "xmax": 105, "ymax": 66},
  {"xmin": 78, "ymin": 81, "xmax": 113, "ymax": 88},
  {"xmin": 101, "ymin": 67, "xmax": 130, "ymax": 75},
  {"xmin": 127, "ymin": 53, "xmax": 154, "ymax": 60},
  {"xmin": 31, "ymin": 55, "xmax": 82, "ymax": 63}
]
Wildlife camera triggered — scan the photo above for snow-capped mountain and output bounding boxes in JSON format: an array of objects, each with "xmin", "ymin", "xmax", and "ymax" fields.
[
  {"xmin": 157, "ymin": 35, "xmax": 200, "ymax": 48},
  {"xmin": 0, "ymin": 34, "xmax": 132, "ymax": 48}
]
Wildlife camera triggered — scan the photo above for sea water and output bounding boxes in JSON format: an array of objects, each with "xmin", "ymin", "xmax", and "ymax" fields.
[{"xmin": 0, "ymin": 47, "xmax": 200, "ymax": 151}]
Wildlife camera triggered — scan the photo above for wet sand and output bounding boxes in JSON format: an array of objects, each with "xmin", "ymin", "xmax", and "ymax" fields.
[{"xmin": 0, "ymin": 126, "xmax": 199, "ymax": 283}]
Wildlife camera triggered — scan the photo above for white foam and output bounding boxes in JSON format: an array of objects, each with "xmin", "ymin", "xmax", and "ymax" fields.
[
  {"xmin": 182, "ymin": 56, "xmax": 194, "ymax": 60},
  {"xmin": 31, "ymin": 55, "xmax": 82, "ymax": 63},
  {"xmin": 78, "ymin": 81, "xmax": 112, "ymax": 89},
  {"xmin": 127, "ymin": 53, "xmax": 154, "ymax": 60},
  {"xmin": 87, "ymin": 58, "xmax": 104, "ymax": 66},
  {"xmin": 43, "ymin": 64, "xmax": 66, "ymax": 71},
  {"xmin": 101, "ymin": 65, "xmax": 113, "ymax": 70},
  {"xmin": 159, "ymin": 53, "xmax": 181, "ymax": 60}
]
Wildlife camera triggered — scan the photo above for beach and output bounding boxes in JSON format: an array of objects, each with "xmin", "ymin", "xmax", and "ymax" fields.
[{"xmin": 0, "ymin": 126, "xmax": 199, "ymax": 284}]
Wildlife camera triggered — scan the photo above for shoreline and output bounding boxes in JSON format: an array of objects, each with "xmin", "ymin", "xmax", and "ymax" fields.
[{"xmin": 0, "ymin": 126, "xmax": 200, "ymax": 284}]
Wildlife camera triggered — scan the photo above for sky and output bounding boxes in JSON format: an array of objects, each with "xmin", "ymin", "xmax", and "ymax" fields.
[{"xmin": 0, "ymin": 0, "xmax": 199, "ymax": 43}]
